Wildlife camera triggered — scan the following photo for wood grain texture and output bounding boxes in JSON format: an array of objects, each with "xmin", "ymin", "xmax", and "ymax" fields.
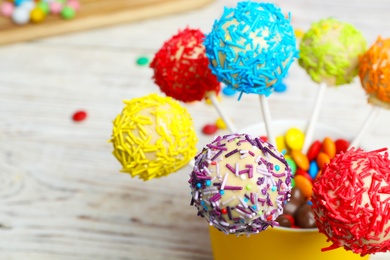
[
  {"xmin": 0, "ymin": 0, "xmax": 390, "ymax": 259},
  {"xmin": 0, "ymin": 0, "xmax": 214, "ymax": 46}
]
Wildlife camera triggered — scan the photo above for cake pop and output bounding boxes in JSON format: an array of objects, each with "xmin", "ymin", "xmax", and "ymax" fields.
[
  {"xmin": 150, "ymin": 28, "xmax": 220, "ymax": 103},
  {"xmin": 349, "ymin": 37, "xmax": 390, "ymax": 149},
  {"xmin": 110, "ymin": 93, "xmax": 198, "ymax": 181},
  {"xmin": 299, "ymin": 18, "xmax": 367, "ymax": 86},
  {"xmin": 359, "ymin": 37, "xmax": 390, "ymax": 108},
  {"xmin": 299, "ymin": 18, "xmax": 367, "ymax": 153},
  {"xmin": 311, "ymin": 148, "xmax": 390, "ymax": 256},
  {"xmin": 204, "ymin": 1, "xmax": 298, "ymax": 96},
  {"xmin": 189, "ymin": 133, "xmax": 292, "ymax": 235}
]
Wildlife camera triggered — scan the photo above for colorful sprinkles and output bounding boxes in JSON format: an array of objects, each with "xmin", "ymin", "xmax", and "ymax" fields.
[
  {"xmin": 189, "ymin": 133, "xmax": 292, "ymax": 235},
  {"xmin": 311, "ymin": 148, "xmax": 390, "ymax": 256},
  {"xmin": 150, "ymin": 28, "xmax": 220, "ymax": 103},
  {"xmin": 359, "ymin": 37, "xmax": 390, "ymax": 108},
  {"xmin": 110, "ymin": 94, "xmax": 198, "ymax": 181},
  {"xmin": 299, "ymin": 18, "xmax": 367, "ymax": 86},
  {"xmin": 204, "ymin": 2, "xmax": 298, "ymax": 97}
]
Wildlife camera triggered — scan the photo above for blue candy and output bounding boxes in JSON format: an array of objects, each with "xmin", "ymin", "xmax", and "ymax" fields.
[{"xmin": 309, "ymin": 160, "xmax": 319, "ymax": 180}]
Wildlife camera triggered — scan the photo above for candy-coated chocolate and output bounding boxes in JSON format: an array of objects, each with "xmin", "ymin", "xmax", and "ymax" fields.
[
  {"xmin": 11, "ymin": 7, "xmax": 29, "ymax": 24},
  {"xmin": 295, "ymin": 203, "xmax": 317, "ymax": 228},
  {"xmin": 61, "ymin": 6, "xmax": 75, "ymax": 19},
  {"xmin": 294, "ymin": 174, "xmax": 313, "ymax": 198},
  {"xmin": 276, "ymin": 135, "xmax": 287, "ymax": 152},
  {"xmin": 259, "ymin": 136, "xmax": 268, "ymax": 142},
  {"xmin": 316, "ymin": 152, "xmax": 331, "ymax": 169},
  {"xmin": 276, "ymin": 214, "xmax": 293, "ymax": 227},
  {"xmin": 285, "ymin": 127, "xmax": 305, "ymax": 150},
  {"xmin": 335, "ymin": 138, "xmax": 350, "ymax": 154},
  {"xmin": 289, "ymin": 186, "xmax": 306, "ymax": 206},
  {"xmin": 30, "ymin": 7, "xmax": 46, "ymax": 23},
  {"xmin": 322, "ymin": 137, "xmax": 336, "ymax": 158},
  {"xmin": 308, "ymin": 160, "xmax": 319, "ymax": 180},
  {"xmin": 222, "ymin": 86, "xmax": 236, "ymax": 96},
  {"xmin": 296, "ymin": 169, "xmax": 313, "ymax": 183},
  {"xmin": 202, "ymin": 124, "xmax": 218, "ymax": 135},
  {"xmin": 286, "ymin": 158, "xmax": 296, "ymax": 175},
  {"xmin": 307, "ymin": 140, "xmax": 321, "ymax": 161},
  {"xmin": 291, "ymin": 150, "xmax": 309, "ymax": 171},
  {"xmin": 215, "ymin": 118, "xmax": 227, "ymax": 130},
  {"xmin": 0, "ymin": 2, "xmax": 14, "ymax": 17}
]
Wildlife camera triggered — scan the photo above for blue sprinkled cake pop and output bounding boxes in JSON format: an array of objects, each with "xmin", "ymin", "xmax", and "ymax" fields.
[{"xmin": 204, "ymin": 2, "xmax": 298, "ymax": 97}]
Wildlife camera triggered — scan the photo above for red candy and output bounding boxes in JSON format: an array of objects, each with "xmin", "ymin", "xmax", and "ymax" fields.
[
  {"xmin": 72, "ymin": 110, "xmax": 87, "ymax": 122},
  {"xmin": 259, "ymin": 136, "xmax": 268, "ymax": 142},
  {"xmin": 335, "ymin": 138, "xmax": 350, "ymax": 154},
  {"xmin": 307, "ymin": 140, "xmax": 321, "ymax": 161},
  {"xmin": 295, "ymin": 169, "xmax": 313, "ymax": 182},
  {"xmin": 202, "ymin": 124, "xmax": 218, "ymax": 135}
]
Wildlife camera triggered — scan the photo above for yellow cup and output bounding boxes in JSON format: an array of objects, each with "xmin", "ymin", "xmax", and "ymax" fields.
[
  {"xmin": 208, "ymin": 120, "xmax": 370, "ymax": 260},
  {"xmin": 209, "ymin": 226, "xmax": 369, "ymax": 260}
]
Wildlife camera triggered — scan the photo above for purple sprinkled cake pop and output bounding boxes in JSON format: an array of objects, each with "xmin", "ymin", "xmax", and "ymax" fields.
[{"xmin": 189, "ymin": 133, "xmax": 293, "ymax": 235}]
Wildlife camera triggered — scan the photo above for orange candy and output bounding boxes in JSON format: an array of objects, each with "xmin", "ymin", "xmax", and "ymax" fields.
[
  {"xmin": 322, "ymin": 137, "xmax": 336, "ymax": 158},
  {"xmin": 291, "ymin": 150, "xmax": 309, "ymax": 171},
  {"xmin": 316, "ymin": 152, "xmax": 330, "ymax": 169},
  {"xmin": 294, "ymin": 175, "xmax": 313, "ymax": 198}
]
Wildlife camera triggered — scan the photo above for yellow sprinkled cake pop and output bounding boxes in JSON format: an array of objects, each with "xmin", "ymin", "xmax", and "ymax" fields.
[{"xmin": 110, "ymin": 93, "xmax": 198, "ymax": 181}]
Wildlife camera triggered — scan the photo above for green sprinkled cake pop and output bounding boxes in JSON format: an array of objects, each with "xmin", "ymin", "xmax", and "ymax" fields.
[{"xmin": 299, "ymin": 18, "xmax": 367, "ymax": 86}]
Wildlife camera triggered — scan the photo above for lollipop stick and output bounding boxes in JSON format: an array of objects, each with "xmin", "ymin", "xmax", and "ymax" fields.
[
  {"xmin": 207, "ymin": 92, "xmax": 237, "ymax": 133},
  {"xmin": 348, "ymin": 106, "xmax": 380, "ymax": 149},
  {"xmin": 302, "ymin": 82, "xmax": 327, "ymax": 153},
  {"xmin": 259, "ymin": 95, "xmax": 275, "ymax": 146}
]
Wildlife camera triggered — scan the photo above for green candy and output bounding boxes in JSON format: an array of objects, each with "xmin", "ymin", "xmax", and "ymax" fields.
[
  {"xmin": 61, "ymin": 6, "xmax": 76, "ymax": 20},
  {"xmin": 286, "ymin": 158, "xmax": 297, "ymax": 175}
]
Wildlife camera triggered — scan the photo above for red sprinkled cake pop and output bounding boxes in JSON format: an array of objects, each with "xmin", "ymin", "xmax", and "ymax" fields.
[
  {"xmin": 311, "ymin": 148, "xmax": 390, "ymax": 256},
  {"xmin": 150, "ymin": 28, "xmax": 220, "ymax": 103}
]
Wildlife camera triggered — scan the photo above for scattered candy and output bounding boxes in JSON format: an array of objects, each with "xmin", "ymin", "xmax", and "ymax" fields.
[
  {"xmin": 72, "ymin": 110, "xmax": 87, "ymax": 122},
  {"xmin": 136, "ymin": 56, "xmax": 149, "ymax": 66},
  {"xmin": 0, "ymin": 2, "xmax": 14, "ymax": 17},
  {"xmin": 30, "ymin": 7, "xmax": 46, "ymax": 23},
  {"xmin": 274, "ymin": 82, "xmax": 287, "ymax": 93},
  {"xmin": 221, "ymin": 86, "xmax": 237, "ymax": 96},
  {"xmin": 201, "ymin": 124, "xmax": 218, "ymax": 135},
  {"xmin": 1, "ymin": 0, "xmax": 80, "ymax": 25},
  {"xmin": 276, "ymin": 135, "xmax": 287, "ymax": 152},
  {"xmin": 215, "ymin": 117, "xmax": 227, "ymax": 130},
  {"xmin": 12, "ymin": 7, "xmax": 29, "ymax": 25},
  {"xmin": 61, "ymin": 6, "xmax": 75, "ymax": 20}
]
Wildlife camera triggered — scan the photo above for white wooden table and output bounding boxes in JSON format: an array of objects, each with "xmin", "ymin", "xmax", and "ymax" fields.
[{"xmin": 0, "ymin": 0, "xmax": 389, "ymax": 259}]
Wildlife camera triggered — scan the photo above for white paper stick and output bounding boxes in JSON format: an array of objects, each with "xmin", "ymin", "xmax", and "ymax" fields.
[
  {"xmin": 207, "ymin": 92, "xmax": 237, "ymax": 133},
  {"xmin": 259, "ymin": 95, "xmax": 275, "ymax": 146},
  {"xmin": 348, "ymin": 106, "xmax": 380, "ymax": 149},
  {"xmin": 302, "ymin": 82, "xmax": 327, "ymax": 153}
]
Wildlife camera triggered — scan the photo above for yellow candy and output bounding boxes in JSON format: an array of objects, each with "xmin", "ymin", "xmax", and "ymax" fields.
[
  {"xmin": 285, "ymin": 128, "xmax": 305, "ymax": 151},
  {"xmin": 215, "ymin": 117, "xmax": 227, "ymax": 130},
  {"xmin": 205, "ymin": 95, "xmax": 221, "ymax": 105},
  {"xmin": 294, "ymin": 29, "xmax": 304, "ymax": 39},
  {"xmin": 276, "ymin": 135, "xmax": 287, "ymax": 152},
  {"xmin": 30, "ymin": 7, "xmax": 46, "ymax": 23}
]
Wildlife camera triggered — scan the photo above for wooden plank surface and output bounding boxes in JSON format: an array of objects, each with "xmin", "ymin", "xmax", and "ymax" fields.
[
  {"xmin": 0, "ymin": 0, "xmax": 214, "ymax": 45},
  {"xmin": 0, "ymin": 0, "xmax": 390, "ymax": 259}
]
